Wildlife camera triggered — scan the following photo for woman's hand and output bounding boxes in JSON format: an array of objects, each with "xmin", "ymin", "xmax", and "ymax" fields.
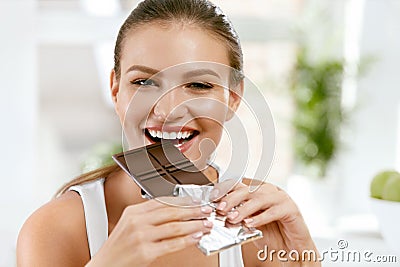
[
  {"xmin": 212, "ymin": 179, "xmax": 320, "ymax": 266},
  {"xmin": 87, "ymin": 197, "xmax": 213, "ymax": 267}
]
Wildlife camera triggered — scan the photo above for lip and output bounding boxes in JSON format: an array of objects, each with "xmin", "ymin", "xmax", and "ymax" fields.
[{"xmin": 177, "ymin": 134, "xmax": 198, "ymax": 153}]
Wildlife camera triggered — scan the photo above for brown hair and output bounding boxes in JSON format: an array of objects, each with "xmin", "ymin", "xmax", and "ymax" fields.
[{"xmin": 56, "ymin": 0, "xmax": 243, "ymax": 197}]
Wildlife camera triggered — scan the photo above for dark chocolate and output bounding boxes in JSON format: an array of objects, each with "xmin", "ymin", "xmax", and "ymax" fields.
[{"xmin": 112, "ymin": 141, "xmax": 213, "ymax": 198}]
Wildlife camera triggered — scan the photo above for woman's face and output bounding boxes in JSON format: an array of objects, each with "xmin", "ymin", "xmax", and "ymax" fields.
[{"xmin": 111, "ymin": 23, "xmax": 241, "ymax": 169}]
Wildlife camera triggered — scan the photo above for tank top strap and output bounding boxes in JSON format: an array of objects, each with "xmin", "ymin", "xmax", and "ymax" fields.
[
  {"xmin": 69, "ymin": 178, "xmax": 108, "ymax": 258},
  {"xmin": 219, "ymin": 246, "xmax": 244, "ymax": 267}
]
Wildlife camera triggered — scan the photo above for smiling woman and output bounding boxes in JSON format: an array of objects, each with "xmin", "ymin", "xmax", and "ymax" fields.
[{"xmin": 17, "ymin": 0, "xmax": 320, "ymax": 266}]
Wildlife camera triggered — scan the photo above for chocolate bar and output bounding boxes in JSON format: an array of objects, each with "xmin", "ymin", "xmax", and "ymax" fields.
[
  {"xmin": 113, "ymin": 141, "xmax": 263, "ymax": 256},
  {"xmin": 112, "ymin": 141, "xmax": 213, "ymax": 198}
]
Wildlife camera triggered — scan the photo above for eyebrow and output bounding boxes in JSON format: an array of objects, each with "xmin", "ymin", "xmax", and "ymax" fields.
[
  {"xmin": 125, "ymin": 65, "xmax": 160, "ymax": 75},
  {"xmin": 125, "ymin": 65, "xmax": 221, "ymax": 79},
  {"xmin": 182, "ymin": 69, "xmax": 221, "ymax": 79}
]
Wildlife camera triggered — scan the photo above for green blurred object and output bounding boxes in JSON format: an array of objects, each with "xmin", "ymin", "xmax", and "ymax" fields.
[
  {"xmin": 381, "ymin": 174, "xmax": 400, "ymax": 202},
  {"xmin": 370, "ymin": 170, "xmax": 400, "ymax": 199},
  {"xmin": 81, "ymin": 141, "xmax": 123, "ymax": 173},
  {"xmin": 290, "ymin": 48, "xmax": 344, "ymax": 177}
]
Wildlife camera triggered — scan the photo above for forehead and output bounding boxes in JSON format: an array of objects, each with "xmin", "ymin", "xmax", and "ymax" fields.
[{"xmin": 120, "ymin": 23, "xmax": 230, "ymax": 73}]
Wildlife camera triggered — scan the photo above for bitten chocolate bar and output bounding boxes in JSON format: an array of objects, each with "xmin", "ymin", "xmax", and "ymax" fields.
[{"xmin": 112, "ymin": 141, "xmax": 213, "ymax": 198}]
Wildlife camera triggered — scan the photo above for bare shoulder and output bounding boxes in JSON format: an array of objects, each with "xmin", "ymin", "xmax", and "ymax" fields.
[
  {"xmin": 17, "ymin": 191, "xmax": 90, "ymax": 266},
  {"xmin": 242, "ymin": 242, "xmax": 280, "ymax": 267},
  {"xmin": 242, "ymin": 242, "xmax": 263, "ymax": 267}
]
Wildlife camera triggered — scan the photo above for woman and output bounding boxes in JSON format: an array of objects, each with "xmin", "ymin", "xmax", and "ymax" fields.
[{"xmin": 17, "ymin": 0, "xmax": 320, "ymax": 266}]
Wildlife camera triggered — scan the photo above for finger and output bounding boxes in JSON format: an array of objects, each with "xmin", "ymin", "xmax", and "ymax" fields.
[
  {"xmin": 155, "ymin": 196, "xmax": 198, "ymax": 207},
  {"xmin": 227, "ymin": 190, "xmax": 287, "ymax": 224},
  {"xmin": 249, "ymin": 182, "xmax": 280, "ymax": 194},
  {"xmin": 222, "ymin": 183, "xmax": 281, "ymax": 213},
  {"xmin": 125, "ymin": 196, "xmax": 194, "ymax": 215},
  {"xmin": 121, "ymin": 197, "xmax": 195, "ymax": 224},
  {"xmin": 210, "ymin": 179, "xmax": 243, "ymax": 201},
  {"xmin": 150, "ymin": 219, "xmax": 213, "ymax": 241},
  {"xmin": 215, "ymin": 185, "xmax": 249, "ymax": 214},
  {"xmin": 151, "ymin": 232, "xmax": 204, "ymax": 258},
  {"xmin": 226, "ymin": 198, "xmax": 262, "ymax": 224},
  {"xmin": 244, "ymin": 199, "xmax": 300, "ymax": 228},
  {"xmin": 215, "ymin": 180, "xmax": 282, "ymax": 212},
  {"xmin": 146, "ymin": 205, "xmax": 213, "ymax": 225},
  {"xmin": 243, "ymin": 206, "xmax": 283, "ymax": 227}
]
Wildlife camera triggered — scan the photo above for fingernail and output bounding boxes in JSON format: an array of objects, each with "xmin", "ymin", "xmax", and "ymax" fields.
[
  {"xmin": 244, "ymin": 218, "xmax": 254, "ymax": 226},
  {"xmin": 228, "ymin": 210, "xmax": 239, "ymax": 220},
  {"xmin": 217, "ymin": 201, "xmax": 227, "ymax": 211},
  {"xmin": 210, "ymin": 189, "xmax": 220, "ymax": 200},
  {"xmin": 203, "ymin": 220, "xmax": 213, "ymax": 228},
  {"xmin": 192, "ymin": 231, "xmax": 204, "ymax": 239},
  {"xmin": 201, "ymin": 206, "xmax": 212, "ymax": 213}
]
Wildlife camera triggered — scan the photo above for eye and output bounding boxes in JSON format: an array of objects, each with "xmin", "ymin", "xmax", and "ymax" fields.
[
  {"xmin": 185, "ymin": 82, "xmax": 213, "ymax": 90},
  {"xmin": 130, "ymin": 79, "xmax": 158, "ymax": 87}
]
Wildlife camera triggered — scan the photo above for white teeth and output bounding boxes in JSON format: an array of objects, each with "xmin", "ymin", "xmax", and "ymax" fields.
[
  {"xmin": 170, "ymin": 132, "xmax": 177, "ymax": 139},
  {"xmin": 147, "ymin": 129, "xmax": 194, "ymax": 140},
  {"xmin": 149, "ymin": 130, "xmax": 157, "ymax": 138},
  {"xmin": 180, "ymin": 131, "xmax": 193, "ymax": 139}
]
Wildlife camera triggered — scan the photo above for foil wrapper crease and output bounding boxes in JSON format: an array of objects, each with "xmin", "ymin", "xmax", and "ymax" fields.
[{"xmin": 174, "ymin": 184, "xmax": 263, "ymax": 255}]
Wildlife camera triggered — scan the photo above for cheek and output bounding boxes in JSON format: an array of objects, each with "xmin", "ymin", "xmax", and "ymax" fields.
[
  {"xmin": 122, "ymin": 89, "xmax": 159, "ymax": 124},
  {"xmin": 190, "ymin": 96, "xmax": 227, "ymax": 149},
  {"xmin": 186, "ymin": 93, "xmax": 229, "ymax": 125},
  {"xmin": 120, "ymin": 91, "xmax": 156, "ymax": 148},
  {"xmin": 200, "ymin": 119, "xmax": 223, "ymax": 139}
]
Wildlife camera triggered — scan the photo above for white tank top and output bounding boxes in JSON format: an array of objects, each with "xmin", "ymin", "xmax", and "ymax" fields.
[{"xmin": 69, "ymin": 178, "xmax": 244, "ymax": 267}]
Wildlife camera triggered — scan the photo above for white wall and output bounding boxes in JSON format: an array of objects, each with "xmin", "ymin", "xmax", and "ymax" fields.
[
  {"xmin": 0, "ymin": 1, "xmax": 37, "ymax": 266},
  {"xmin": 337, "ymin": 0, "xmax": 400, "ymax": 215}
]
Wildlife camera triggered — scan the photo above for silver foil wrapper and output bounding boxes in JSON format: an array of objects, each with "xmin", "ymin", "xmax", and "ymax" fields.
[
  {"xmin": 173, "ymin": 184, "xmax": 214, "ymax": 204},
  {"xmin": 198, "ymin": 213, "xmax": 263, "ymax": 255},
  {"xmin": 174, "ymin": 184, "xmax": 263, "ymax": 256}
]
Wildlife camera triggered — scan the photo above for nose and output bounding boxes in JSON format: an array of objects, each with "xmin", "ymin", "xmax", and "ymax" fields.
[{"xmin": 152, "ymin": 88, "xmax": 188, "ymax": 122}]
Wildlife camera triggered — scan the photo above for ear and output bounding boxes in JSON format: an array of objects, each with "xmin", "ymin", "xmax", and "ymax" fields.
[
  {"xmin": 225, "ymin": 80, "xmax": 244, "ymax": 121},
  {"xmin": 110, "ymin": 69, "xmax": 127, "ymax": 125},
  {"xmin": 110, "ymin": 69, "xmax": 120, "ymax": 111}
]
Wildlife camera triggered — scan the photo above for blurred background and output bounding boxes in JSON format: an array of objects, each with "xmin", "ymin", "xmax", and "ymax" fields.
[{"xmin": 1, "ymin": 0, "xmax": 400, "ymax": 266}]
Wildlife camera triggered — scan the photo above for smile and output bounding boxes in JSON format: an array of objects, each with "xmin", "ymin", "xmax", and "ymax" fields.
[{"xmin": 144, "ymin": 128, "xmax": 199, "ymax": 145}]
